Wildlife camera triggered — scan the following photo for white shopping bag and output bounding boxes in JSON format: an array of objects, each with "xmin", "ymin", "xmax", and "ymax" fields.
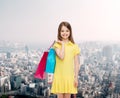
[{"xmin": 47, "ymin": 73, "xmax": 53, "ymax": 84}]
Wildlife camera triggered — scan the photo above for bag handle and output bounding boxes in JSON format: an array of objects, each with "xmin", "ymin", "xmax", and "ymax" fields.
[{"xmin": 48, "ymin": 40, "xmax": 55, "ymax": 51}]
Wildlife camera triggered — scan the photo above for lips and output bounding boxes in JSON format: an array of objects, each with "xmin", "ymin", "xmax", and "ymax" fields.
[{"xmin": 62, "ymin": 34, "xmax": 68, "ymax": 37}]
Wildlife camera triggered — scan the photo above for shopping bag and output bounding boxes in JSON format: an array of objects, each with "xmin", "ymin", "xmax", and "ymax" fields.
[
  {"xmin": 34, "ymin": 51, "xmax": 48, "ymax": 79},
  {"xmin": 34, "ymin": 41, "xmax": 55, "ymax": 80},
  {"xmin": 45, "ymin": 48, "xmax": 56, "ymax": 73},
  {"xmin": 45, "ymin": 48, "xmax": 56, "ymax": 84}
]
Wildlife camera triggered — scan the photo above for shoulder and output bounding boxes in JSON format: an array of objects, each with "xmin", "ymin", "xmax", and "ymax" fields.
[
  {"xmin": 73, "ymin": 43, "xmax": 80, "ymax": 55},
  {"xmin": 53, "ymin": 42, "xmax": 61, "ymax": 49},
  {"xmin": 69, "ymin": 41, "xmax": 79, "ymax": 48},
  {"xmin": 67, "ymin": 41, "xmax": 80, "ymax": 49},
  {"xmin": 74, "ymin": 43, "xmax": 79, "ymax": 48}
]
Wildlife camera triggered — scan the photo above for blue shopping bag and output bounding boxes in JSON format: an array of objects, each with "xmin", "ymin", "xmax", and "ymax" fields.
[{"xmin": 45, "ymin": 48, "xmax": 56, "ymax": 73}]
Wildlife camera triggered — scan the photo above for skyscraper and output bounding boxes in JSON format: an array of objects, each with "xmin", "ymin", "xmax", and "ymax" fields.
[{"xmin": 102, "ymin": 45, "xmax": 113, "ymax": 61}]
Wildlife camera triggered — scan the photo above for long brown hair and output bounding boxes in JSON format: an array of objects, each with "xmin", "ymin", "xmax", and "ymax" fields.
[{"xmin": 57, "ymin": 21, "xmax": 75, "ymax": 44}]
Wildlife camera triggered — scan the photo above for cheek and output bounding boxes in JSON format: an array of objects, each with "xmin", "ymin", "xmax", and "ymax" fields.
[
  {"xmin": 67, "ymin": 32, "xmax": 70, "ymax": 36},
  {"xmin": 60, "ymin": 32, "xmax": 63, "ymax": 36}
]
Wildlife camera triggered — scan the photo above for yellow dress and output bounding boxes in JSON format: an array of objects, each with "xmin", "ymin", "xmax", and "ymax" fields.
[{"xmin": 51, "ymin": 41, "xmax": 80, "ymax": 94}]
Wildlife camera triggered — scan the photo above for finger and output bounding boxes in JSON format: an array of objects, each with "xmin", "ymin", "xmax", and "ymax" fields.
[
  {"xmin": 74, "ymin": 82, "xmax": 77, "ymax": 88},
  {"xmin": 57, "ymin": 41, "xmax": 63, "ymax": 44},
  {"xmin": 75, "ymin": 82, "xmax": 78, "ymax": 88},
  {"xmin": 56, "ymin": 40, "xmax": 61, "ymax": 43},
  {"xmin": 76, "ymin": 83, "xmax": 78, "ymax": 87}
]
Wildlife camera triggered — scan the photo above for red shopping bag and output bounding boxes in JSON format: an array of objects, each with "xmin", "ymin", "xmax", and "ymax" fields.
[
  {"xmin": 34, "ymin": 51, "xmax": 48, "ymax": 79},
  {"xmin": 34, "ymin": 41, "xmax": 55, "ymax": 80}
]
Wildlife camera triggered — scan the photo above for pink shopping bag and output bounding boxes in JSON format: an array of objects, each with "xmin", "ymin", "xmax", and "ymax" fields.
[{"xmin": 34, "ymin": 51, "xmax": 48, "ymax": 79}]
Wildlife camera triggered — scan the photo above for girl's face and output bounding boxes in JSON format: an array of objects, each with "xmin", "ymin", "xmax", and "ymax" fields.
[{"xmin": 60, "ymin": 25, "xmax": 70, "ymax": 40}]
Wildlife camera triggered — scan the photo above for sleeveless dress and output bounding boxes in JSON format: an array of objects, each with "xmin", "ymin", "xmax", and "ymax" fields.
[{"xmin": 51, "ymin": 41, "xmax": 80, "ymax": 94}]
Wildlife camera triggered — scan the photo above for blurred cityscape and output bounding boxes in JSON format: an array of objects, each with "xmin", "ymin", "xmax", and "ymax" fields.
[{"xmin": 0, "ymin": 40, "xmax": 120, "ymax": 98}]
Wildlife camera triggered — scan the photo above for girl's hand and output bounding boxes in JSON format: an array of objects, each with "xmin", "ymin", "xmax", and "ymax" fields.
[
  {"xmin": 56, "ymin": 40, "xmax": 64, "ymax": 45},
  {"xmin": 74, "ymin": 78, "xmax": 78, "ymax": 88}
]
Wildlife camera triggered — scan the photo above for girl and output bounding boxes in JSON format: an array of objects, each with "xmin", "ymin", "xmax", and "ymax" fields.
[{"xmin": 51, "ymin": 21, "xmax": 80, "ymax": 98}]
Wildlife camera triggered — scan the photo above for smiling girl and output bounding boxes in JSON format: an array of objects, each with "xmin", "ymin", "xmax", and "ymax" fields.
[{"xmin": 51, "ymin": 21, "xmax": 80, "ymax": 98}]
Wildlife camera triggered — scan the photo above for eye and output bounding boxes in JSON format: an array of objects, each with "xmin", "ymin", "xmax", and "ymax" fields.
[
  {"xmin": 61, "ymin": 30, "xmax": 64, "ymax": 32},
  {"xmin": 66, "ymin": 30, "xmax": 69, "ymax": 32}
]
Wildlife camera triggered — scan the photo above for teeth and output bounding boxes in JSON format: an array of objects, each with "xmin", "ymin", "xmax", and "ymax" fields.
[{"xmin": 62, "ymin": 34, "xmax": 68, "ymax": 37}]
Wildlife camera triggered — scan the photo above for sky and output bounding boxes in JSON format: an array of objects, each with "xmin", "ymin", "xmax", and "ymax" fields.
[{"xmin": 0, "ymin": 0, "xmax": 120, "ymax": 45}]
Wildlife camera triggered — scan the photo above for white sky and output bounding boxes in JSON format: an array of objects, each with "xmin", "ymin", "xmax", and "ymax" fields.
[{"xmin": 0, "ymin": 0, "xmax": 120, "ymax": 44}]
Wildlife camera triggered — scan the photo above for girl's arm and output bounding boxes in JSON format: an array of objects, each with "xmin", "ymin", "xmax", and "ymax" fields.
[
  {"xmin": 74, "ymin": 54, "xmax": 80, "ymax": 80},
  {"xmin": 55, "ymin": 41, "xmax": 65, "ymax": 60}
]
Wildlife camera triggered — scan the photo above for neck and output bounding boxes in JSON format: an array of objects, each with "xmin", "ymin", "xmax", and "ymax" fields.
[{"xmin": 62, "ymin": 39, "xmax": 69, "ymax": 43}]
